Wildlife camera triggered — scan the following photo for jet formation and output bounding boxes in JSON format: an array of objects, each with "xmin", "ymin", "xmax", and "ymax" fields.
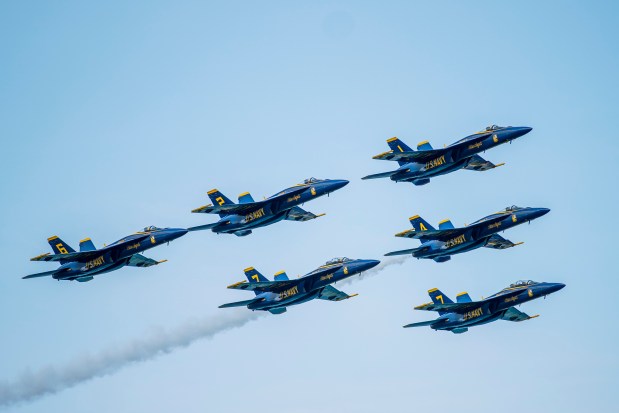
[
  {"xmin": 219, "ymin": 257, "xmax": 380, "ymax": 314},
  {"xmin": 24, "ymin": 226, "xmax": 188, "ymax": 282},
  {"xmin": 385, "ymin": 205, "xmax": 550, "ymax": 262},
  {"xmin": 190, "ymin": 177, "xmax": 349, "ymax": 236},
  {"xmin": 22, "ymin": 123, "xmax": 565, "ymax": 333},
  {"xmin": 363, "ymin": 125, "xmax": 532, "ymax": 185},
  {"xmin": 404, "ymin": 280, "xmax": 565, "ymax": 333}
]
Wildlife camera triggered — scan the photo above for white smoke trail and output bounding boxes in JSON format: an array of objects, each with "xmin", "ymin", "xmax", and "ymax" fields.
[
  {"xmin": 0, "ymin": 259, "xmax": 402, "ymax": 408},
  {"xmin": 341, "ymin": 255, "xmax": 408, "ymax": 285},
  {"xmin": 0, "ymin": 310, "xmax": 264, "ymax": 408}
]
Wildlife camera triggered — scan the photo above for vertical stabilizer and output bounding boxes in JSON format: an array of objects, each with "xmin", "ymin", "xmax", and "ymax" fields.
[{"xmin": 386, "ymin": 137, "xmax": 414, "ymax": 166}]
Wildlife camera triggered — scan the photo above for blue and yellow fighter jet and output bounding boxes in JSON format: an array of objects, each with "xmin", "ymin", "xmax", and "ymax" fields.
[
  {"xmin": 385, "ymin": 206, "xmax": 550, "ymax": 262},
  {"xmin": 219, "ymin": 257, "xmax": 380, "ymax": 314},
  {"xmin": 362, "ymin": 125, "xmax": 532, "ymax": 185},
  {"xmin": 190, "ymin": 177, "xmax": 349, "ymax": 236},
  {"xmin": 404, "ymin": 280, "xmax": 565, "ymax": 333},
  {"xmin": 23, "ymin": 226, "xmax": 188, "ymax": 282}
]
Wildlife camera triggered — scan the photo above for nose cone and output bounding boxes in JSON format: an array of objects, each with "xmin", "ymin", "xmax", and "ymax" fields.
[
  {"xmin": 355, "ymin": 259, "xmax": 381, "ymax": 273},
  {"xmin": 166, "ymin": 228, "xmax": 189, "ymax": 241},
  {"xmin": 544, "ymin": 282, "xmax": 566, "ymax": 295},
  {"xmin": 327, "ymin": 179, "xmax": 349, "ymax": 193},
  {"xmin": 530, "ymin": 207, "xmax": 551, "ymax": 220},
  {"xmin": 508, "ymin": 126, "xmax": 533, "ymax": 140}
]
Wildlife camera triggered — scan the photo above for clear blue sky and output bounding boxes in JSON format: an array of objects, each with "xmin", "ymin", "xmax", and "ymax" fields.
[{"xmin": 1, "ymin": 1, "xmax": 617, "ymax": 412}]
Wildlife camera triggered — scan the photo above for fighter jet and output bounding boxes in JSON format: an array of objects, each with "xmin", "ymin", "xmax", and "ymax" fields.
[
  {"xmin": 385, "ymin": 206, "xmax": 549, "ymax": 262},
  {"xmin": 190, "ymin": 177, "xmax": 349, "ymax": 236},
  {"xmin": 219, "ymin": 257, "xmax": 380, "ymax": 314},
  {"xmin": 24, "ymin": 226, "xmax": 188, "ymax": 282},
  {"xmin": 362, "ymin": 125, "xmax": 532, "ymax": 185},
  {"xmin": 404, "ymin": 280, "xmax": 565, "ymax": 333}
]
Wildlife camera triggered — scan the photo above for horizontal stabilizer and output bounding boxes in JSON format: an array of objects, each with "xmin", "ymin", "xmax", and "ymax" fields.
[
  {"xmin": 219, "ymin": 298, "xmax": 263, "ymax": 308},
  {"xmin": 403, "ymin": 317, "xmax": 448, "ymax": 328},
  {"xmin": 22, "ymin": 270, "xmax": 58, "ymax": 279}
]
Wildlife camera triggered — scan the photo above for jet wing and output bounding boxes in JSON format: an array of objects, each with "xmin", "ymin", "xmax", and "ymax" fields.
[
  {"xmin": 192, "ymin": 186, "xmax": 308, "ymax": 215},
  {"xmin": 22, "ymin": 270, "xmax": 59, "ymax": 279},
  {"xmin": 226, "ymin": 280, "xmax": 297, "ymax": 293},
  {"xmin": 191, "ymin": 203, "xmax": 259, "ymax": 215},
  {"xmin": 285, "ymin": 206, "xmax": 325, "ymax": 222},
  {"xmin": 372, "ymin": 149, "xmax": 446, "ymax": 163},
  {"xmin": 30, "ymin": 234, "xmax": 151, "ymax": 263},
  {"xmin": 463, "ymin": 154, "xmax": 504, "ymax": 171},
  {"xmin": 384, "ymin": 245, "xmax": 431, "ymax": 256},
  {"xmin": 30, "ymin": 250, "xmax": 103, "ymax": 263},
  {"xmin": 500, "ymin": 307, "xmax": 539, "ymax": 322},
  {"xmin": 219, "ymin": 297, "xmax": 264, "ymax": 308},
  {"xmin": 187, "ymin": 222, "xmax": 228, "ymax": 232},
  {"xmin": 127, "ymin": 254, "xmax": 166, "ymax": 267},
  {"xmin": 373, "ymin": 135, "xmax": 490, "ymax": 163},
  {"xmin": 484, "ymin": 234, "xmax": 523, "ymax": 250},
  {"xmin": 414, "ymin": 301, "xmax": 481, "ymax": 313},
  {"xmin": 395, "ymin": 227, "xmax": 466, "ymax": 240},
  {"xmin": 403, "ymin": 317, "xmax": 448, "ymax": 328},
  {"xmin": 361, "ymin": 170, "xmax": 406, "ymax": 180},
  {"xmin": 317, "ymin": 285, "xmax": 358, "ymax": 302}
]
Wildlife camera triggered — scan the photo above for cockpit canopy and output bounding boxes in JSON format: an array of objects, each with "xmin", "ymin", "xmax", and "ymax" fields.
[
  {"xmin": 509, "ymin": 280, "xmax": 538, "ymax": 288},
  {"xmin": 142, "ymin": 226, "xmax": 162, "ymax": 232},
  {"xmin": 303, "ymin": 177, "xmax": 321, "ymax": 184},
  {"xmin": 325, "ymin": 257, "xmax": 352, "ymax": 265},
  {"xmin": 504, "ymin": 205, "xmax": 522, "ymax": 212},
  {"xmin": 485, "ymin": 125, "xmax": 504, "ymax": 131}
]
